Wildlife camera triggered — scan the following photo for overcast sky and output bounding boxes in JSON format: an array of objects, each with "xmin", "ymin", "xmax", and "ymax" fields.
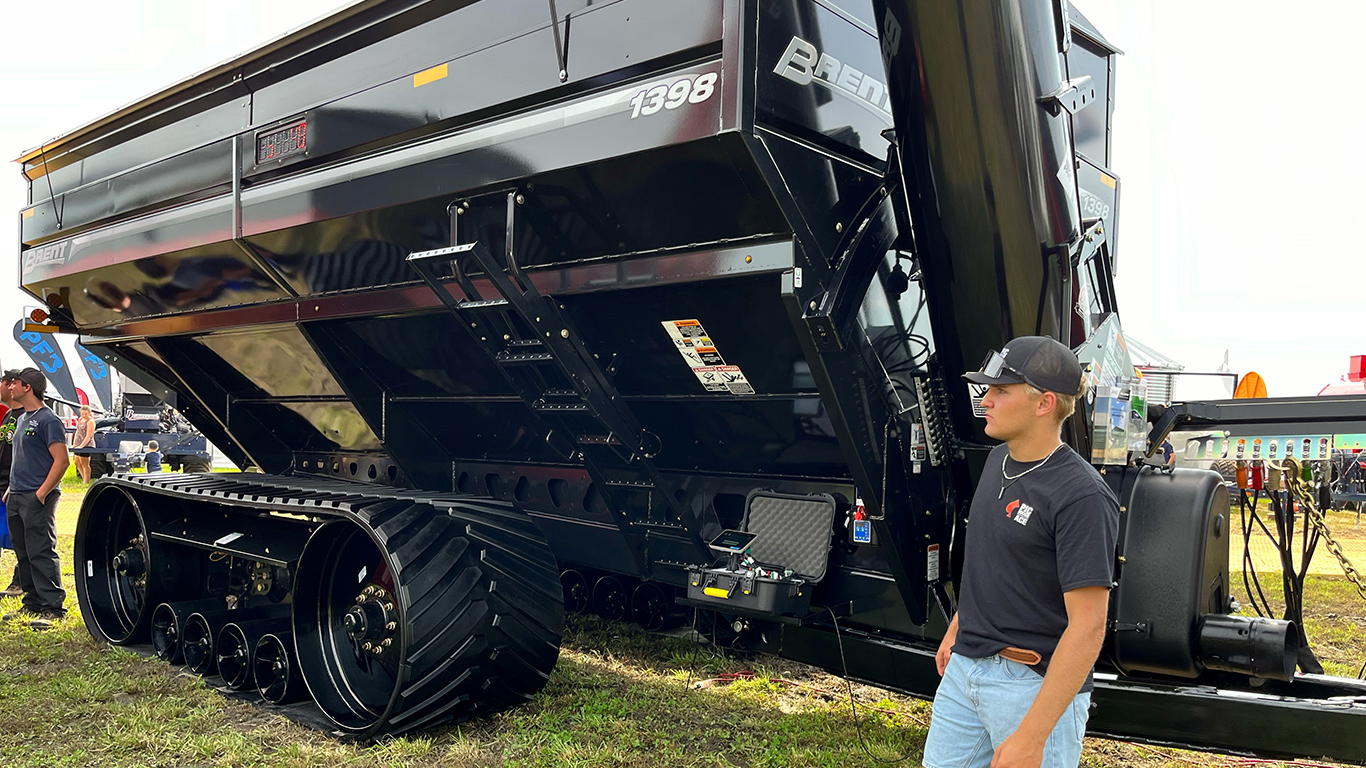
[{"xmin": 1, "ymin": 1, "xmax": 1361, "ymax": 399}]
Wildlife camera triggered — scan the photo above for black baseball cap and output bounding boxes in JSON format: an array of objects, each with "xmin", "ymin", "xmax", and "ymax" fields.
[
  {"xmin": 963, "ymin": 336, "xmax": 1083, "ymax": 397},
  {"xmin": 14, "ymin": 368, "xmax": 47, "ymax": 397},
  {"xmin": 0, "ymin": 369, "xmax": 20, "ymax": 382}
]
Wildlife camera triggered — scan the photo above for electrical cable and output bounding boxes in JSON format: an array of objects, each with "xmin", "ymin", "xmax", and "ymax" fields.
[{"xmin": 826, "ymin": 606, "xmax": 916, "ymax": 764}]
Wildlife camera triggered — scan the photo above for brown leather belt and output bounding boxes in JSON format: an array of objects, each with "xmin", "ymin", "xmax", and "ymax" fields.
[{"xmin": 1000, "ymin": 646, "xmax": 1042, "ymax": 665}]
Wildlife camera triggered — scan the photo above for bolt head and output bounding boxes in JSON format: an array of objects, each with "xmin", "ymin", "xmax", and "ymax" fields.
[
  {"xmin": 382, "ymin": 638, "xmax": 392, "ymax": 647},
  {"xmin": 560, "ymin": 329, "xmax": 569, "ymax": 339},
  {"xmin": 362, "ymin": 642, "xmax": 373, "ymax": 651},
  {"xmin": 515, "ymin": 193, "xmax": 526, "ymax": 205},
  {"xmin": 835, "ymin": 222, "xmax": 843, "ymax": 233}
]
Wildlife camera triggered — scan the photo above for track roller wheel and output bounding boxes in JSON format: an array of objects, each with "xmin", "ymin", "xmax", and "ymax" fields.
[
  {"xmin": 591, "ymin": 575, "xmax": 629, "ymax": 622},
  {"xmin": 218, "ymin": 617, "xmax": 291, "ymax": 690},
  {"xmin": 75, "ymin": 483, "xmax": 193, "ymax": 644},
  {"xmin": 183, "ymin": 612, "xmax": 223, "ymax": 675},
  {"xmin": 152, "ymin": 599, "xmax": 226, "ymax": 663},
  {"xmin": 561, "ymin": 570, "xmax": 589, "ymax": 614},
  {"xmin": 255, "ymin": 633, "xmax": 307, "ymax": 705},
  {"xmin": 293, "ymin": 498, "xmax": 563, "ymax": 737},
  {"xmin": 630, "ymin": 583, "xmax": 681, "ymax": 631}
]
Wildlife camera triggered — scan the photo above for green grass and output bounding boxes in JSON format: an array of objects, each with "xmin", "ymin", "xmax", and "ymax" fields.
[{"xmin": 0, "ymin": 481, "xmax": 1358, "ymax": 767}]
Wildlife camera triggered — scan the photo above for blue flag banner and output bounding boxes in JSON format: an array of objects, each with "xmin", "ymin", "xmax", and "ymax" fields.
[
  {"xmin": 11, "ymin": 319, "xmax": 79, "ymax": 403},
  {"xmin": 75, "ymin": 342, "xmax": 113, "ymax": 412}
]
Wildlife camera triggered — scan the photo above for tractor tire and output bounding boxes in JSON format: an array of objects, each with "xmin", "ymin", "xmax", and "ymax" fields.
[
  {"xmin": 88, "ymin": 456, "xmax": 112, "ymax": 479},
  {"xmin": 180, "ymin": 457, "xmax": 213, "ymax": 474},
  {"xmin": 292, "ymin": 496, "xmax": 563, "ymax": 737}
]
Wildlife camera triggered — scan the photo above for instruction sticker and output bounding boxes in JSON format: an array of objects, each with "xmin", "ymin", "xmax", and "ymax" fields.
[
  {"xmin": 966, "ymin": 383, "xmax": 989, "ymax": 418},
  {"xmin": 662, "ymin": 320, "xmax": 754, "ymax": 395}
]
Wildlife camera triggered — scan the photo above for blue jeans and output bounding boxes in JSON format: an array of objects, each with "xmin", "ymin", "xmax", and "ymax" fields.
[{"xmin": 923, "ymin": 653, "xmax": 1090, "ymax": 768}]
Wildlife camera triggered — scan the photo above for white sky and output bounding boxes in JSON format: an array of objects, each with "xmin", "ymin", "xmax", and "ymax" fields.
[{"xmin": 1, "ymin": 1, "xmax": 1362, "ymax": 398}]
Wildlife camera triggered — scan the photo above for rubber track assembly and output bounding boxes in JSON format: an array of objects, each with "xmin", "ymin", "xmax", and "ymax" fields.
[{"xmin": 75, "ymin": 473, "xmax": 564, "ymax": 738}]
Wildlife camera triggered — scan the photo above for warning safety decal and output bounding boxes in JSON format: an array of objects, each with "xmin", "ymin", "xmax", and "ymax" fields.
[{"xmin": 661, "ymin": 319, "xmax": 755, "ymax": 395}]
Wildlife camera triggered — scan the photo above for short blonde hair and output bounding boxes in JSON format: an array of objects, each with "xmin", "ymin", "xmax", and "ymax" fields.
[{"xmin": 1026, "ymin": 378, "xmax": 1087, "ymax": 423}]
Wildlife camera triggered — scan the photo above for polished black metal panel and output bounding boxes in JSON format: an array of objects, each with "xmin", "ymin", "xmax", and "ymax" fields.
[
  {"xmin": 872, "ymin": 0, "xmax": 1084, "ymax": 449},
  {"xmin": 19, "ymin": 1, "xmax": 1366, "ymax": 759}
]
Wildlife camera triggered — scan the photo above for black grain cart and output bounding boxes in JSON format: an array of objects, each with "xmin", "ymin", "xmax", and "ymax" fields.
[{"xmin": 15, "ymin": 0, "xmax": 1366, "ymax": 760}]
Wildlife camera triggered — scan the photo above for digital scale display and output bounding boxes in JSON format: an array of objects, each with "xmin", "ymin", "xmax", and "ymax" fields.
[
  {"xmin": 708, "ymin": 529, "xmax": 756, "ymax": 552},
  {"xmin": 256, "ymin": 120, "xmax": 308, "ymax": 164}
]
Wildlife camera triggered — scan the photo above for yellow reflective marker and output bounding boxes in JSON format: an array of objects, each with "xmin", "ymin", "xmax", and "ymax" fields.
[
  {"xmin": 414, "ymin": 63, "xmax": 448, "ymax": 88},
  {"xmin": 1101, "ymin": 174, "xmax": 1117, "ymax": 189},
  {"xmin": 703, "ymin": 587, "xmax": 729, "ymax": 599},
  {"xmin": 21, "ymin": 208, "xmax": 34, "ymax": 219}
]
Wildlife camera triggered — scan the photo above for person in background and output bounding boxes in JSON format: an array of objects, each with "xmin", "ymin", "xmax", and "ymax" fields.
[
  {"xmin": 1161, "ymin": 438, "xmax": 1176, "ymax": 467},
  {"xmin": 73, "ymin": 406, "xmax": 95, "ymax": 482},
  {"xmin": 2, "ymin": 368, "xmax": 70, "ymax": 629},
  {"xmin": 0, "ymin": 371, "xmax": 26, "ymax": 597},
  {"xmin": 145, "ymin": 440, "xmax": 163, "ymax": 473}
]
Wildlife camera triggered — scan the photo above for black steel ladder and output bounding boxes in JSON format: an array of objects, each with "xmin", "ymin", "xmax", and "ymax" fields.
[{"xmin": 406, "ymin": 191, "xmax": 708, "ymax": 575}]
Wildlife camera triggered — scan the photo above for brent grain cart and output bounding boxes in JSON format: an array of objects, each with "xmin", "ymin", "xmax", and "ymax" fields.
[{"xmin": 15, "ymin": 0, "xmax": 1366, "ymax": 760}]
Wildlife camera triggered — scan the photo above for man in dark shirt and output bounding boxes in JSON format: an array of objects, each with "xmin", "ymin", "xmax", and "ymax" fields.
[
  {"xmin": 2, "ymin": 369, "xmax": 70, "ymax": 629},
  {"xmin": 923, "ymin": 337, "xmax": 1119, "ymax": 768},
  {"xmin": 0, "ymin": 370, "xmax": 26, "ymax": 596}
]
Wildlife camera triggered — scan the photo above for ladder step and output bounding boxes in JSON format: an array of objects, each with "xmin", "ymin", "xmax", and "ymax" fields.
[
  {"xmin": 496, "ymin": 351, "xmax": 554, "ymax": 365},
  {"xmin": 604, "ymin": 477, "xmax": 653, "ymax": 488},
  {"xmin": 578, "ymin": 434, "xmax": 623, "ymax": 446},
  {"xmin": 456, "ymin": 298, "xmax": 509, "ymax": 311},
  {"xmin": 541, "ymin": 388, "xmax": 578, "ymax": 398},
  {"xmin": 535, "ymin": 402, "xmax": 588, "ymax": 412},
  {"xmin": 506, "ymin": 338, "xmax": 544, "ymax": 348}
]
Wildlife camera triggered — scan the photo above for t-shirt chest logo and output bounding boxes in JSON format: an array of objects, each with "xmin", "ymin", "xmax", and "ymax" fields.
[{"xmin": 1005, "ymin": 498, "xmax": 1035, "ymax": 526}]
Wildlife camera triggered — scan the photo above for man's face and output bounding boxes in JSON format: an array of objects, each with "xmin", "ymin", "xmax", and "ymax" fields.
[{"xmin": 980, "ymin": 382, "xmax": 1050, "ymax": 441}]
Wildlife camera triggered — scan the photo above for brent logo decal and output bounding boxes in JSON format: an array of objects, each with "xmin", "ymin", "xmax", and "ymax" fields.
[
  {"xmin": 773, "ymin": 36, "xmax": 893, "ymax": 119},
  {"xmin": 21, "ymin": 240, "xmax": 70, "ymax": 271}
]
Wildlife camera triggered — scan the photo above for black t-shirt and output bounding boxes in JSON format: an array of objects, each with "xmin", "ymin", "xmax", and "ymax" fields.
[
  {"xmin": 953, "ymin": 443, "xmax": 1119, "ymax": 692},
  {"xmin": 0, "ymin": 407, "xmax": 23, "ymax": 494}
]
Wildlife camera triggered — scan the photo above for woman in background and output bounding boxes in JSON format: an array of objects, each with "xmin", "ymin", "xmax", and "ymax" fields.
[{"xmin": 73, "ymin": 406, "xmax": 95, "ymax": 482}]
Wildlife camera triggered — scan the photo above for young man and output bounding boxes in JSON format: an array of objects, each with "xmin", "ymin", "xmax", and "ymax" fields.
[
  {"xmin": 923, "ymin": 336, "xmax": 1119, "ymax": 768},
  {"xmin": 0, "ymin": 371, "xmax": 26, "ymax": 596},
  {"xmin": 2, "ymin": 368, "xmax": 70, "ymax": 629}
]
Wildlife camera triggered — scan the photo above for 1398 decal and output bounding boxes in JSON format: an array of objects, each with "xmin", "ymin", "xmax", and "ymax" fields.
[{"xmin": 629, "ymin": 72, "xmax": 718, "ymax": 119}]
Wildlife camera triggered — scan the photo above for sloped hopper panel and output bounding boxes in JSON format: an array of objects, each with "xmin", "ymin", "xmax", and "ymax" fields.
[
  {"xmin": 742, "ymin": 491, "xmax": 836, "ymax": 583},
  {"xmin": 196, "ymin": 328, "xmax": 345, "ymax": 397}
]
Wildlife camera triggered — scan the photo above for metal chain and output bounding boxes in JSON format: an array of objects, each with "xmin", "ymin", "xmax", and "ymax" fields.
[{"xmin": 1280, "ymin": 458, "xmax": 1366, "ymax": 603}]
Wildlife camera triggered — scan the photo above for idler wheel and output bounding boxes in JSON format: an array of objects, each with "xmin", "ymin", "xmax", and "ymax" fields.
[
  {"xmin": 75, "ymin": 484, "xmax": 189, "ymax": 644},
  {"xmin": 293, "ymin": 498, "xmax": 564, "ymax": 737},
  {"xmin": 560, "ymin": 570, "xmax": 589, "ymax": 614},
  {"xmin": 254, "ymin": 633, "xmax": 306, "ymax": 705}
]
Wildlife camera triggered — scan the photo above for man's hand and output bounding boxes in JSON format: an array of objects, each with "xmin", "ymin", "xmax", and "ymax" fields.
[
  {"xmin": 35, "ymin": 488, "xmax": 46, "ymax": 504},
  {"xmin": 990, "ymin": 729, "xmax": 1044, "ymax": 768},
  {"xmin": 936, "ymin": 614, "xmax": 959, "ymax": 676}
]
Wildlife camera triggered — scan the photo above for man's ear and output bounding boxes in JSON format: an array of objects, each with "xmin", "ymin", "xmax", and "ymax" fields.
[{"xmin": 1036, "ymin": 391, "xmax": 1057, "ymax": 418}]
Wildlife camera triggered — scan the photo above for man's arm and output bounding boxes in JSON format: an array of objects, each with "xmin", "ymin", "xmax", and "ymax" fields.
[
  {"xmin": 990, "ymin": 586, "xmax": 1109, "ymax": 768},
  {"xmin": 37, "ymin": 441, "xmax": 70, "ymax": 503},
  {"xmin": 936, "ymin": 612, "xmax": 960, "ymax": 675}
]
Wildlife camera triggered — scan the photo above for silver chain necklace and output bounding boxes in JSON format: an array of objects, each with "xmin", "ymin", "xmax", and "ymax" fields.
[{"xmin": 999, "ymin": 442, "xmax": 1065, "ymax": 499}]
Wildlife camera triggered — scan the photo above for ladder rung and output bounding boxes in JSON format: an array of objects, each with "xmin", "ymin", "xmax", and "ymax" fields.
[
  {"xmin": 496, "ymin": 351, "xmax": 554, "ymax": 365},
  {"xmin": 541, "ymin": 388, "xmax": 578, "ymax": 398},
  {"xmin": 535, "ymin": 402, "xmax": 588, "ymax": 412},
  {"xmin": 506, "ymin": 338, "xmax": 544, "ymax": 348}
]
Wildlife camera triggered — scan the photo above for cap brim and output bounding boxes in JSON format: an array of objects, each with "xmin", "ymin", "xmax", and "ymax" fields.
[{"xmin": 962, "ymin": 370, "xmax": 1024, "ymax": 387}]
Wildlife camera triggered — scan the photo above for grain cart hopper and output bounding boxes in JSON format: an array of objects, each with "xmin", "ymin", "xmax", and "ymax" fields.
[{"xmin": 15, "ymin": 0, "xmax": 1366, "ymax": 760}]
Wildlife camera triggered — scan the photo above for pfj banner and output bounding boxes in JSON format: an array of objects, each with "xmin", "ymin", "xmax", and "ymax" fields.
[
  {"xmin": 75, "ymin": 343, "xmax": 112, "ymax": 411},
  {"xmin": 11, "ymin": 319, "xmax": 79, "ymax": 403}
]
